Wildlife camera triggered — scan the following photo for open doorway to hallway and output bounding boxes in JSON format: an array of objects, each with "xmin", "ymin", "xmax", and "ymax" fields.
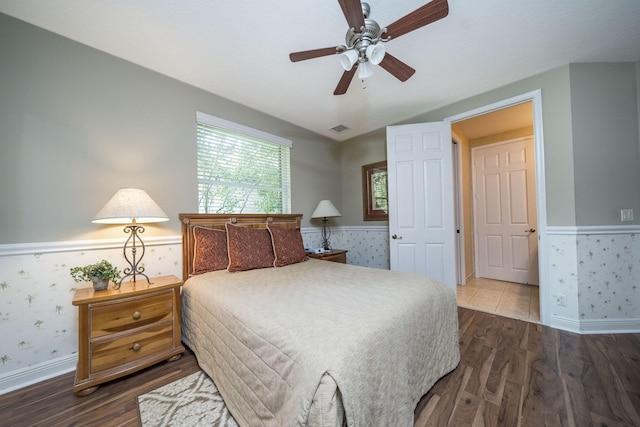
[{"xmin": 451, "ymin": 100, "xmax": 541, "ymax": 322}]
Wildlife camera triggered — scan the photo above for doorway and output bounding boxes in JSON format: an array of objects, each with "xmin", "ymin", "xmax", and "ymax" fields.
[
  {"xmin": 472, "ymin": 137, "xmax": 538, "ymax": 285},
  {"xmin": 446, "ymin": 90, "xmax": 547, "ymax": 324}
]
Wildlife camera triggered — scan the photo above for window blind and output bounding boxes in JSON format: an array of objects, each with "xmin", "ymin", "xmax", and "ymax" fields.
[{"xmin": 196, "ymin": 112, "xmax": 291, "ymax": 214}]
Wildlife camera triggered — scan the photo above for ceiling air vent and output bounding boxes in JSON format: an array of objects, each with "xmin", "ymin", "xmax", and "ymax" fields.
[{"xmin": 330, "ymin": 124, "xmax": 349, "ymax": 133}]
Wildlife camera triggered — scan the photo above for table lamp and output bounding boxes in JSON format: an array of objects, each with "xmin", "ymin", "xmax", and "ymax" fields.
[
  {"xmin": 92, "ymin": 188, "xmax": 169, "ymax": 288},
  {"xmin": 311, "ymin": 200, "xmax": 341, "ymax": 250}
]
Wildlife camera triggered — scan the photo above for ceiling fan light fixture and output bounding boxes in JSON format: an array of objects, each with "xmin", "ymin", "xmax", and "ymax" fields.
[
  {"xmin": 366, "ymin": 42, "xmax": 386, "ymax": 65},
  {"xmin": 340, "ymin": 49, "xmax": 359, "ymax": 71},
  {"xmin": 288, "ymin": 1, "xmax": 450, "ymax": 95},
  {"xmin": 357, "ymin": 60, "xmax": 373, "ymax": 80}
]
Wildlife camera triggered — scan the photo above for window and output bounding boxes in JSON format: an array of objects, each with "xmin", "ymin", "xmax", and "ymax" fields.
[
  {"xmin": 196, "ymin": 112, "xmax": 292, "ymax": 214},
  {"xmin": 362, "ymin": 161, "xmax": 388, "ymax": 220}
]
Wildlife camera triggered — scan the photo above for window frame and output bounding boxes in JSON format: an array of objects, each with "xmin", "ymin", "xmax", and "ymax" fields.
[{"xmin": 362, "ymin": 161, "xmax": 388, "ymax": 221}]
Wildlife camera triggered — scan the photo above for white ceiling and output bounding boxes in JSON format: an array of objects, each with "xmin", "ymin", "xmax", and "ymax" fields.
[{"xmin": 1, "ymin": 0, "xmax": 639, "ymax": 141}]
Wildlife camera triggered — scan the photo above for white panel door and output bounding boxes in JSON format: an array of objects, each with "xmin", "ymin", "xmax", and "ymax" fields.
[
  {"xmin": 473, "ymin": 137, "xmax": 538, "ymax": 284},
  {"xmin": 386, "ymin": 122, "xmax": 456, "ymax": 291}
]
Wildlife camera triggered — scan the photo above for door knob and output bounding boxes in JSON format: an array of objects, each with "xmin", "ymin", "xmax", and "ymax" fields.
[
  {"xmin": 391, "ymin": 234, "xmax": 402, "ymax": 240},
  {"xmin": 525, "ymin": 228, "xmax": 536, "ymax": 233}
]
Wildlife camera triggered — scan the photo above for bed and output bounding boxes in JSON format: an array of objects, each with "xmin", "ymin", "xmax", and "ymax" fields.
[{"xmin": 179, "ymin": 213, "xmax": 460, "ymax": 427}]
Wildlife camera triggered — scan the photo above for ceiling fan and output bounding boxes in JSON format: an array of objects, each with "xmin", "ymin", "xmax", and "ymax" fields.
[{"xmin": 289, "ymin": 0, "xmax": 449, "ymax": 95}]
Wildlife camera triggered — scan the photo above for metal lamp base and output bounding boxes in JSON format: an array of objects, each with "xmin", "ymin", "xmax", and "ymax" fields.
[{"xmin": 116, "ymin": 223, "xmax": 152, "ymax": 289}]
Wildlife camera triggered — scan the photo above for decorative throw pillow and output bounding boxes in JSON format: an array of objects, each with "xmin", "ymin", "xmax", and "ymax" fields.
[
  {"xmin": 192, "ymin": 227, "xmax": 228, "ymax": 274},
  {"xmin": 268, "ymin": 225, "xmax": 308, "ymax": 267},
  {"xmin": 226, "ymin": 223, "xmax": 275, "ymax": 272}
]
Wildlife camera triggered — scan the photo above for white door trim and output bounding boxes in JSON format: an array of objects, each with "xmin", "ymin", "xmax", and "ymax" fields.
[
  {"xmin": 445, "ymin": 90, "xmax": 549, "ymax": 325},
  {"xmin": 451, "ymin": 133, "xmax": 466, "ymax": 285}
]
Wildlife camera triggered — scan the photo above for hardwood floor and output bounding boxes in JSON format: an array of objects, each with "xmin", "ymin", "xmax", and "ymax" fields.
[
  {"xmin": 0, "ymin": 349, "xmax": 201, "ymax": 427},
  {"xmin": 416, "ymin": 308, "xmax": 640, "ymax": 426},
  {"xmin": 1, "ymin": 308, "xmax": 639, "ymax": 427}
]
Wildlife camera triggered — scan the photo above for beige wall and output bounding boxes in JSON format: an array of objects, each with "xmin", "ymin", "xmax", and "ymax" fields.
[
  {"xmin": 637, "ymin": 61, "xmax": 640, "ymax": 148},
  {"xmin": 340, "ymin": 63, "xmax": 640, "ymax": 228},
  {"xmin": 2, "ymin": 12, "xmax": 639, "ymax": 247},
  {"xmin": 569, "ymin": 63, "xmax": 640, "ymax": 225},
  {"xmin": 0, "ymin": 13, "xmax": 341, "ymax": 244},
  {"xmin": 339, "ymin": 132, "xmax": 388, "ymax": 225},
  {"xmin": 340, "ymin": 65, "xmax": 576, "ymax": 225}
]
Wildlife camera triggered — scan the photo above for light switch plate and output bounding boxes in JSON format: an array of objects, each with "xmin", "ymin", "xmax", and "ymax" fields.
[{"xmin": 621, "ymin": 208, "xmax": 634, "ymax": 222}]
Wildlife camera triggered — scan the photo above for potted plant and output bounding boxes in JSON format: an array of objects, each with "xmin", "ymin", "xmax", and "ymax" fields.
[{"xmin": 70, "ymin": 260, "xmax": 122, "ymax": 291}]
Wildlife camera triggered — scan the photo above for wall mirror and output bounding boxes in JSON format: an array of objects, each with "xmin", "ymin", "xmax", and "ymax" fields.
[{"xmin": 362, "ymin": 161, "xmax": 388, "ymax": 221}]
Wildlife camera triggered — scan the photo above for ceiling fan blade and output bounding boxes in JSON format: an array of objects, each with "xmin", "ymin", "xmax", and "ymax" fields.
[
  {"xmin": 379, "ymin": 53, "xmax": 416, "ymax": 82},
  {"xmin": 383, "ymin": 0, "xmax": 449, "ymax": 40},
  {"xmin": 334, "ymin": 67, "xmax": 357, "ymax": 95},
  {"xmin": 289, "ymin": 47, "xmax": 339, "ymax": 62},
  {"xmin": 337, "ymin": 0, "xmax": 365, "ymax": 31}
]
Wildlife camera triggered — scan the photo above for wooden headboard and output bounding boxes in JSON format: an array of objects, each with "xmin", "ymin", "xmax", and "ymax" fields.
[{"xmin": 179, "ymin": 213, "xmax": 303, "ymax": 281}]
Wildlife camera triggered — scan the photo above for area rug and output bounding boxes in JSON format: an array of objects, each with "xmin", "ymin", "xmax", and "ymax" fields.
[{"xmin": 137, "ymin": 371, "xmax": 238, "ymax": 427}]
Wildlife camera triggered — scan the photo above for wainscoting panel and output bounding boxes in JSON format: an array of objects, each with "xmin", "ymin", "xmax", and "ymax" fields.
[
  {"xmin": 3, "ymin": 225, "xmax": 637, "ymax": 393},
  {"xmin": 0, "ymin": 226, "xmax": 388, "ymax": 393},
  {"xmin": 0, "ymin": 237, "xmax": 182, "ymax": 393},
  {"xmin": 301, "ymin": 226, "xmax": 390, "ymax": 269},
  {"xmin": 547, "ymin": 225, "xmax": 640, "ymax": 334}
]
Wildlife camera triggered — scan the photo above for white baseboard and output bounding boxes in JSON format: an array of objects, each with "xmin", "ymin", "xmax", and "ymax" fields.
[
  {"xmin": 549, "ymin": 315, "xmax": 581, "ymax": 333},
  {"xmin": 551, "ymin": 315, "xmax": 640, "ymax": 334},
  {"xmin": 576, "ymin": 318, "xmax": 640, "ymax": 334},
  {"xmin": 0, "ymin": 353, "xmax": 78, "ymax": 395}
]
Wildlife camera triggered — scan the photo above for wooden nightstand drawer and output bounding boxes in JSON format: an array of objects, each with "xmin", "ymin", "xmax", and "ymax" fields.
[
  {"xmin": 91, "ymin": 291, "xmax": 173, "ymax": 338},
  {"xmin": 91, "ymin": 322, "xmax": 174, "ymax": 374},
  {"xmin": 72, "ymin": 275, "xmax": 185, "ymax": 395}
]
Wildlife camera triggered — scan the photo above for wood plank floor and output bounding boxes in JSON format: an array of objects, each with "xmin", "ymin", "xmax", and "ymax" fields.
[{"xmin": 1, "ymin": 307, "xmax": 639, "ymax": 427}]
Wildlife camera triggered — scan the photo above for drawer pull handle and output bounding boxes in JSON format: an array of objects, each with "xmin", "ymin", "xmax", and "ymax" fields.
[
  {"xmin": 132, "ymin": 342, "xmax": 141, "ymax": 352},
  {"xmin": 132, "ymin": 311, "xmax": 141, "ymax": 320}
]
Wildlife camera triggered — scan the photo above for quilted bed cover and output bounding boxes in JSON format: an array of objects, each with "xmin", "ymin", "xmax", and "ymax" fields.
[{"xmin": 181, "ymin": 259, "xmax": 460, "ymax": 427}]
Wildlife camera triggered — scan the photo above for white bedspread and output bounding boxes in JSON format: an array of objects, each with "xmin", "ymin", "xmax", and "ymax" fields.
[{"xmin": 181, "ymin": 259, "xmax": 460, "ymax": 427}]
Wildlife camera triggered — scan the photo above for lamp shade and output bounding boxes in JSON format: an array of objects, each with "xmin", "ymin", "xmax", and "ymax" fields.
[
  {"xmin": 92, "ymin": 188, "xmax": 169, "ymax": 224},
  {"xmin": 311, "ymin": 200, "xmax": 342, "ymax": 219},
  {"xmin": 366, "ymin": 42, "xmax": 385, "ymax": 65},
  {"xmin": 357, "ymin": 61, "xmax": 373, "ymax": 80},
  {"xmin": 340, "ymin": 49, "xmax": 359, "ymax": 71}
]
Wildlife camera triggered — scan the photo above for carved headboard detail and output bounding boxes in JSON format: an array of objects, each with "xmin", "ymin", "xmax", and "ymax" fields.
[{"xmin": 179, "ymin": 213, "xmax": 303, "ymax": 281}]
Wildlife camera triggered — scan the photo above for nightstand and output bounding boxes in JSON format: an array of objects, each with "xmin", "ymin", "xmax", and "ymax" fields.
[
  {"xmin": 308, "ymin": 249, "xmax": 348, "ymax": 264},
  {"xmin": 72, "ymin": 275, "xmax": 185, "ymax": 396}
]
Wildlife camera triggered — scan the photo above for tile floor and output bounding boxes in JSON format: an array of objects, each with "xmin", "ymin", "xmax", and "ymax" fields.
[{"xmin": 457, "ymin": 277, "xmax": 540, "ymax": 323}]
